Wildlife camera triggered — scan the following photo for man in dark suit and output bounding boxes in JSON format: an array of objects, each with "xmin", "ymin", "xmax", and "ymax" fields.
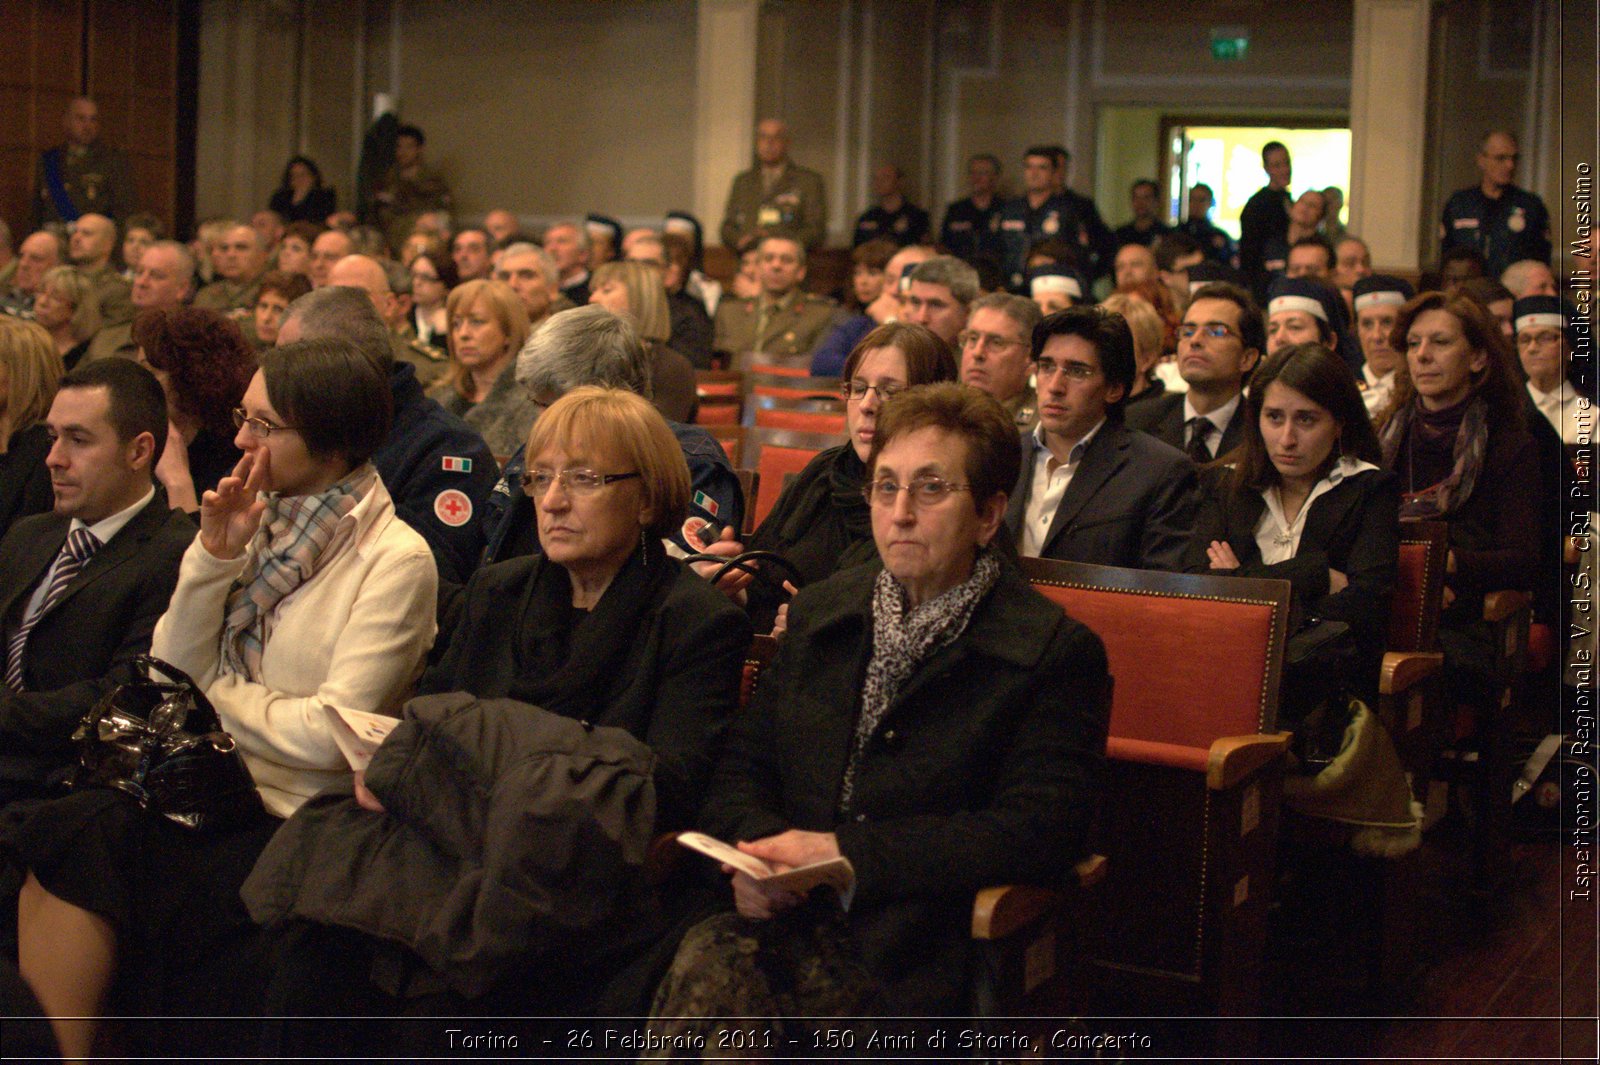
[
  {"xmin": 0, "ymin": 358, "xmax": 194, "ymax": 802},
  {"xmin": 1125, "ymin": 281, "xmax": 1264, "ymax": 463},
  {"xmin": 1007, "ymin": 306, "xmax": 1196, "ymax": 571}
]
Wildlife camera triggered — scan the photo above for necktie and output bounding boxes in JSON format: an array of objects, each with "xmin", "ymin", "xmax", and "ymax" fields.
[
  {"xmin": 6, "ymin": 528, "xmax": 101, "ymax": 692},
  {"xmin": 753, "ymin": 300, "xmax": 774, "ymax": 354},
  {"xmin": 1186, "ymin": 417, "xmax": 1215, "ymax": 464}
]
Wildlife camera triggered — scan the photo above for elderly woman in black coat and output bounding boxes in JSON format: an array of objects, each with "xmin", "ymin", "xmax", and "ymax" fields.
[
  {"xmin": 254, "ymin": 387, "xmax": 752, "ymax": 1052},
  {"xmin": 647, "ymin": 382, "xmax": 1110, "ymax": 1034}
]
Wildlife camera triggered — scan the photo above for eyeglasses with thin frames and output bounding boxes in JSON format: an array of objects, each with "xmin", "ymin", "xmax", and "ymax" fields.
[
  {"xmin": 958, "ymin": 330, "xmax": 1026, "ymax": 352},
  {"xmin": 1033, "ymin": 359, "xmax": 1102, "ymax": 381},
  {"xmin": 863, "ymin": 476, "xmax": 972, "ymax": 508},
  {"xmin": 231, "ymin": 407, "xmax": 299, "ymax": 438},
  {"xmin": 841, "ymin": 380, "xmax": 906, "ymax": 402},
  {"xmin": 521, "ymin": 468, "xmax": 642, "ymax": 496},
  {"xmin": 1177, "ymin": 323, "xmax": 1239, "ymax": 341}
]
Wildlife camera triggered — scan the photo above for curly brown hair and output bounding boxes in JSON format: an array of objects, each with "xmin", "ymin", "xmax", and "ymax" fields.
[{"xmin": 132, "ymin": 307, "xmax": 256, "ymax": 437}]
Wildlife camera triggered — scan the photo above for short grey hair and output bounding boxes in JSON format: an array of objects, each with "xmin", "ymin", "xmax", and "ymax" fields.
[
  {"xmin": 144, "ymin": 240, "xmax": 196, "ymax": 295},
  {"xmin": 543, "ymin": 221, "xmax": 589, "ymax": 253},
  {"xmin": 969, "ymin": 292, "xmax": 1041, "ymax": 339},
  {"xmin": 515, "ymin": 304, "xmax": 651, "ymax": 400},
  {"xmin": 499, "ymin": 242, "xmax": 559, "ymax": 290},
  {"xmin": 282, "ymin": 286, "xmax": 393, "ymax": 371},
  {"xmin": 908, "ymin": 255, "xmax": 980, "ymax": 306}
]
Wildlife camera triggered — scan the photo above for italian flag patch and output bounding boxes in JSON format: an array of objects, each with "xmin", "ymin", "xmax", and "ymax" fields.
[
  {"xmin": 692, "ymin": 490, "xmax": 719, "ymax": 518},
  {"xmin": 441, "ymin": 456, "xmax": 473, "ymax": 473}
]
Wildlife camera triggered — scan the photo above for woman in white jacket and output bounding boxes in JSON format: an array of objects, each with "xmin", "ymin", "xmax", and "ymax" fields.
[{"xmin": 11, "ymin": 337, "xmax": 437, "ymax": 1060}]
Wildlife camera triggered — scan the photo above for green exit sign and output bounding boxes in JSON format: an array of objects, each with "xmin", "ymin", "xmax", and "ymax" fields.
[{"xmin": 1210, "ymin": 26, "xmax": 1249, "ymax": 61}]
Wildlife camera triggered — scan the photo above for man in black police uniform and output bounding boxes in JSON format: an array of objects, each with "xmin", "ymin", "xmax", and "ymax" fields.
[
  {"xmin": 1179, "ymin": 183, "xmax": 1237, "ymax": 265},
  {"xmin": 1239, "ymin": 141, "xmax": 1293, "ymax": 301},
  {"xmin": 939, "ymin": 153, "xmax": 1005, "ymax": 261},
  {"xmin": 999, "ymin": 145, "xmax": 1114, "ymax": 291},
  {"xmin": 277, "ymin": 287, "xmax": 496, "ymax": 586},
  {"xmin": 1112, "ymin": 179, "xmax": 1172, "ymax": 250},
  {"xmin": 1440, "ymin": 130, "xmax": 1552, "ymax": 279},
  {"xmin": 0, "ymin": 359, "xmax": 193, "ymax": 804},
  {"xmin": 33, "ymin": 97, "xmax": 136, "ymax": 228},
  {"xmin": 852, "ymin": 164, "xmax": 930, "ymax": 248}
]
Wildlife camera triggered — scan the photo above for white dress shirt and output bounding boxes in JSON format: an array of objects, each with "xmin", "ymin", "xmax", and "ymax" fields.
[
  {"xmin": 1253, "ymin": 458, "xmax": 1377, "ymax": 564},
  {"xmin": 1021, "ymin": 419, "xmax": 1105, "ymax": 557}
]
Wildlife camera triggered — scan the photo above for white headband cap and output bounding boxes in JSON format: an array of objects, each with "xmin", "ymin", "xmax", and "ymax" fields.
[
  {"xmin": 1030, "ymin": 275, "xmax": 1082, "ymax": 299},
  {"xmin": 1268, "ymin": 294, "xmax": 1328, "ymax": 322}
]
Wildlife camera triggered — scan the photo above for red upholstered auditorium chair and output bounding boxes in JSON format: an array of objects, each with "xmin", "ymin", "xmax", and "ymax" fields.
[
  {"xmin": 717, "ymin": 426, "xmax": 843, "ymax": 528},
  {"xmin": 693, "ymin": 369, "xmax": 743, "ymax": 426},
  {"xmin": 1018, "ymin": 556, "xmax": 1292, "ymax": 1036},
  {"xmin": 747, "ymin": 395, "xmax": 847, "ymax": 435},
  {"xmin": 1378, "ymin": 521, "xmax": 1450, "ymax": 794},
  {"xmin": 743, "ymin": 370, "xmax": 842, "ymax": 402}
]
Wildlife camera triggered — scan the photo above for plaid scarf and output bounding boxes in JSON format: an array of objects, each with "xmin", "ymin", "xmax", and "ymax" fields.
[
  {"xmin": 220, "ymin": 463, "xmax": 378, "ymax": 680},
  {"xmin": 837, "ymin": 549, "xmax": 1000, "ymax": 814},
  {"xmin": 1380, "ymin": 396, "xmax": 1489, "ymax": 520}
]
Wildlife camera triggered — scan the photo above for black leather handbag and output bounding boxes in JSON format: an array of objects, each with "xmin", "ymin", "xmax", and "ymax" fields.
[{"xmin": 66, "ymin": 654, "xmax": 263, "ymax": 831}]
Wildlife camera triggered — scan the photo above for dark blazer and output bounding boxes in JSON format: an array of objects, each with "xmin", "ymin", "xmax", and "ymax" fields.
[
  {"xmin": 0, "ymin": 492, "xmax": 195, "ymax": 794},
  {"xmin": 698, "ymin": 559, "xmax": 1110, "ymax": 1012},
  {"xmin": 1184, "ymin": 467, "xmax": 1400, "ymax": 674},
  {"xmin": 1124, "ymin": 389, "xmax": 1247, "ymax": 459},
  {"xmin": 0, "ymin": 424, "xmax": 55, "ymax": 541},
  {"xmin": 1005, "ymin": 421, "xmax": 1197, "ymax": 571},
  {"xmin": 419, "ymin": 552, "xmax": 751, "ymax": 833}
]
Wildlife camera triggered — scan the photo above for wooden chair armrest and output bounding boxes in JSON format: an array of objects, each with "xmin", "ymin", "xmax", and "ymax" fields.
[
  {"xmin": 645, "ymin": 832, "xmax": 683, "ymax": 887},
  {"xmin": 972, "ymin": 884, "xmax": 1059, "ymax": 940},
  {"xmin": 1206, "ymin": 732, "xmax": 1291, "ymax": 790},
  {"xmin": 1074, "ymin": 853, "xmax": 1108, "ymax": 890},
  {"xmin": 1380, "ymin": 650, "xmax": 1444, "ymax": 695},
  {"xmin": 1483, "ymin": 589, "xmax": 1531, "ymax": 623},
  {"xmin": 970, "ymin": 857, "xmax": 1103, "ymax": 941}
]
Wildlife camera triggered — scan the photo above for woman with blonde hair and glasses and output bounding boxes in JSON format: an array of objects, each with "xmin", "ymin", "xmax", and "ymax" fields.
[
  {"xmin": 589, "ymin": 259, "xmax": 698, "ymax": 423},
  {"xmin": 0, "ymin": 318, "xmax": 63, "ymax": 536},
  {"xmin": 432, "ymin": 277, "xmax": 532, "ymax": 458},
  {"xmin": 31, "ymin": 265, "xmax": 100, "ymax": 371}
]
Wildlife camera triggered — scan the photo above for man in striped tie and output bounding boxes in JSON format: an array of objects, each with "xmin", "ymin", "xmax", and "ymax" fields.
[{"xmin": 0, "ymin": 359, "xmax": 194, "ymax": 805}]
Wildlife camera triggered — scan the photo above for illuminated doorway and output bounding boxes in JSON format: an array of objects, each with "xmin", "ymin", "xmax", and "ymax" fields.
[{"xmin": 1164, "ymin": 122, "xmax": 1352, "ymax": 238}]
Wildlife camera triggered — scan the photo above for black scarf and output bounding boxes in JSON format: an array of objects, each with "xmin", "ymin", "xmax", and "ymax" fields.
[{"xmin": 505, "ymin": 537, "xmax": 675, "ymax": 722}]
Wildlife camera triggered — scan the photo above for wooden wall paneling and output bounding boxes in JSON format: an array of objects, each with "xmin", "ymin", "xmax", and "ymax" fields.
[
  {"xmin": 1, "ymin": 2, "xmax": 84, "ymax": 236},
  {"xmin": 87, "ymin": 0, "xmax": 180, "ymax": 230}
]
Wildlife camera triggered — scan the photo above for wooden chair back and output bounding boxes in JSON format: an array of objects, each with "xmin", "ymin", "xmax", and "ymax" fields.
[
  {"xmin": 736, "ymin": 351, "xmax": 815, "ymax": 378},
  {"xmin": 1388, "ymin": 520, "xmax": 1449, "ymax": 652},
  {"xmin": 748, "ymin": 395, "xmax": 848, "ymax": 434},
  {"xmin": 694, "ymin": 369, "xmax": 744, "ymax": 427},
  {"xmin": 739, "ymin": 634, "xmax": 780, "ymax": 709},
  {"xmin": 745, "ymin": 372, "xmax": 842, "ymax": 402},
  {"xmin": 721, "ymin": 427, "xmax": 843, "ymax": 529},
  {"xmin": 734, "ymin": 469, "xmax": 760, "ymax": 535},
  {"xmin": 1018, "ymin": 556, "xmax": 1292, "ymax": 1020},
  {"xmin": 1020, "ymin": 558, "xmax": 1290, "ymax": 756}
]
